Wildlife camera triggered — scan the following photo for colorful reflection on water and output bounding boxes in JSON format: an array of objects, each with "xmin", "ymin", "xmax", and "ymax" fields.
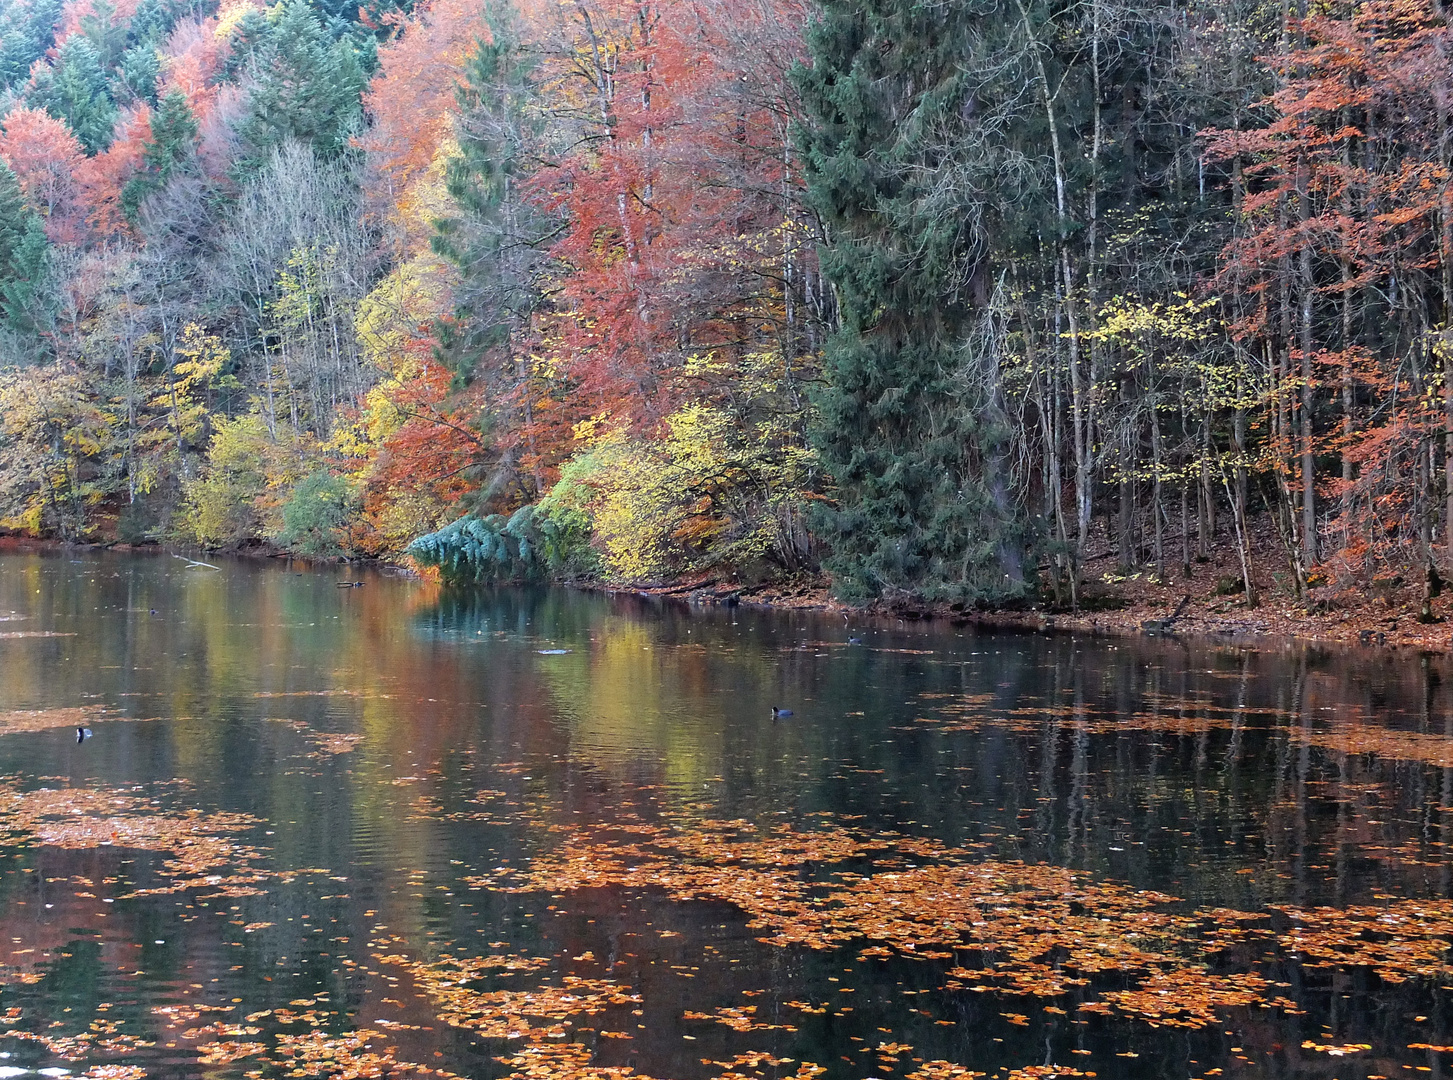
[{"xmin": 0, "ymin": 549, "xmax": 1450, "ymax": 1080}]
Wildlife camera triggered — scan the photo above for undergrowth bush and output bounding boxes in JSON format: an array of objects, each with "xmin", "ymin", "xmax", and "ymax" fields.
[{"xmin": 407, "ymin": 503, "xmax": 596, "ymax": 584}]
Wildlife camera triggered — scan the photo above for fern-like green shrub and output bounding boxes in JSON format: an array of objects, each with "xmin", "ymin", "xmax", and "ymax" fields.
[{"xmin": 407, "ymin": 503, "xmax": 596, "ymax": 585}]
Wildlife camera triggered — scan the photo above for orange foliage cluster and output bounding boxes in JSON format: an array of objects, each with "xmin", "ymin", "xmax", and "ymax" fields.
[
  {"xmin": 1093, "ymin": 970, "xmax": 1283, "ymax": 1030},
  {"xmin": 682, "ymin": 1006, "xmax": 795, "ymax": 1033},
  {"xmin": 358, "ymin": 0, "xmax": 488, "ymax": 239},
  {"xmin": 0, "ymin": 773, "xmax": 1437, "ymax": 1080},
  {"xmin": 374, "ymin": 959, "xmax": 640, "ymax": 1040},
  {"xmin": 915, "ymin": 689, "xmax": 1453, "ymax": 772},
  {"xmin": 196, "ymin": 1038, "xmax": 268, "ymax": 1064},
  {"xmin": 149, "ymin": 996, "xmax": 465, "ymax": 1078},
  {"xmin": 442, "ymin": 804, "xmax": 1453, "ymax": 1039},
  {"xmin": 0, "ymin": 780, "xmax": 348, "ymax": 912},
  {"xmin": 906, "ymin": 1063, "xmax": 986, "ymax": 1080},
  {"xmin": 0, "ymin": 8, "xmax": 240, "ymax": 245},
  {"xmin": 0, "ymin": 107, "xmax": 87, "ymax": 243},
  {"xmin": 0, "ymin": 706, "xmax": 109, "ymax": 735},
  {"xmin": 1271, "ymin": 900, "xmax": 1453, "ymax": 980},
  {"xmin": 3, "ymin": 1022, "xmax": 156, "ymax": 1061},
  {"xmin": 493, "ymin": 1041, "xmax": 634, "ymax": 1080},
  {"xmin": 306, "ymin": 731, "xmax": 364, "ymax": 756},
  {"xmin": 353, "ymin": 954, "xmax": 836, "ymax": 1080},
  {"xmin": 356, "ymin": 354, "xmax": 488, "ymax": 545},
  {"xmin": 0, "ymin": 784, "xmax": 263, "ymax": 882},
  {"xmin": 272, "ymin": 1027, "xmax": 452, "ymax": 1079},
  {"xmin": 1203, "ymin": 0, "xmax": 1453, "ymax": 581},
  {"xmin": 1301, "ymin": 1040, "xmax": 1373, "ymax": 1055},
  {"xmin": 343, "ymin": 0, "xmax": 815, "ymax": 517},
  {"xmin": 5, "ymin": 750, "xmax": 1453, "ymax": 1080}
]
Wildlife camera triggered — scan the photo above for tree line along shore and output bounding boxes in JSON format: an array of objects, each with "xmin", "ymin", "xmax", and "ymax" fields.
[{"xmin": 0, "ymin": 0, "xmax": 1450, "ymax": 627}]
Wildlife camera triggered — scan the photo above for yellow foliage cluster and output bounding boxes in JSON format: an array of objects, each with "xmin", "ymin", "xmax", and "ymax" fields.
[
  {"xmin": 566, "ymin": 380, "xmax": 817, "ymax": 582},
  {"xmin": 355, "ymin": 253, "xmax": 449, "ymax": 376},
  {"xmin": 181, "ymin": 413, "xmax": 320, "ymax": 547},
  {"xmin": 0, "ymin": 364, "xmax": 111, "ymax": 536},
  {"xmin": 213, "ymin": 0, "xmax": 261, "ymax": 39}
]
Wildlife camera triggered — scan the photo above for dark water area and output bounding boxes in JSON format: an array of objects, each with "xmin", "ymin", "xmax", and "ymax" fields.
[{"xmin": 0, "ymin": 550, "xmax": 1451, "ymax": 1080}]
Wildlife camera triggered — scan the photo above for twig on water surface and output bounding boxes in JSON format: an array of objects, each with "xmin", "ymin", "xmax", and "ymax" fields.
[{"xmin": 171, "ymin": 553, "xmax": 221, "ymax": 571}]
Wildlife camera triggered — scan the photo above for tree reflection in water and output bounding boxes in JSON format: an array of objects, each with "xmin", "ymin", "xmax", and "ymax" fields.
[{"xmin": 0, "ymin": 551, "xmax": 1446, "ymax": 1079}]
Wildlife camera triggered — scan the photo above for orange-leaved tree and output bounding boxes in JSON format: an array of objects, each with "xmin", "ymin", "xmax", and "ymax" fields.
[
  {"xmin": 1204, "ymin": 0, "xmax": 1453, "ymax": 590},
  {"xmin": 0, "ymin": 106, "xmax": 88, "ymax": 243}
]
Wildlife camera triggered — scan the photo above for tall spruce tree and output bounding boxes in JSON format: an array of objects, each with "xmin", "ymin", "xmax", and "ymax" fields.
[
  {"xmin": 0, "ymin": 161, "xmax": 50, "ymax": 339},
  {"xmin": 27, "ymin": 34, "xmax": 118, "ymax": 153},
  {"xmin": 235, "ymin": 0, "xmax": 367, "ymax": 173},
  {"xmin": 112, "ymin": 43, "xmax": 160, "ymax": 104},
  {"xmin": 794, "ymin": 0, "xmax": 1034, "ymax": 603},
  {"xmin": 0, "ymin": 0, "xmax": 64, "ymax": 90},
  {"xmin": 432, "ymin": 3, "xmax": 550, "ymax": 381}
]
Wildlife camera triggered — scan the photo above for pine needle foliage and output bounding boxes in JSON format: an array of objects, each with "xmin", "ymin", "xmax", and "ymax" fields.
[{"xmin": 794, "ymin": 0, "xmax": 1032, "ymax": 604}]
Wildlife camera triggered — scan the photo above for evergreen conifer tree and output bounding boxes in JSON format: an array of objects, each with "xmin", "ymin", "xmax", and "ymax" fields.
[
  {"xmin": 0, "ymin": 161, "xmax": 50, "ymax": 337},
  {"xmin": 27, "ymin": 34, "xmax": 118, "ymax": 153},
  {"xmin": 431, "ymin": 3, "xmax": 549, "ymax": 380},
  {"xmin": 78, "ymin": 0, "xmax": 127, "ymax": 70},
  {"xmin": 235, "ymin": 0, "xmax": 367, "ymax": 172},
  {"xmin": 0, "ymin": 161, "xmax": 34, "ymax": 274},
  {"xmin": 220, "ymin": 7, "xmax": 273, "ymax": 80},
  {"xmin": 113, "ymin": 43, "xmax": 161, "ymax": 104},
  {"xmin": 121, "ymin": 89, "xmax": 198, "ymax": 219},
  {"xmin": 126, "ymin": 0, "xmax": 175, "ymax": 47},
  {"xmin": 794, "ymin": 0, "xmax": 1033, "ymax": 603},
  {"xmin": 0, "ymin": 0, "xmax": 64, "ymax": 90}
]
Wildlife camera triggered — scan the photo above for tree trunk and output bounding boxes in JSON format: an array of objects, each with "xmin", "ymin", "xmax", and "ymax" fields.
[{"xmin": 1297, "ymin": 153, "xmax": 1318, "ymax": 568}]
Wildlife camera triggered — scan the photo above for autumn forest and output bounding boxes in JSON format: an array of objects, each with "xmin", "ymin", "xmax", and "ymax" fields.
[{"xmin": 0, "ymin": 0, "xmax": 1449, "ymax": 608}]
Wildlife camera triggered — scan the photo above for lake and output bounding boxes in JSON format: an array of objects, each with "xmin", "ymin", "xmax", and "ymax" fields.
[{"xmin": 0, "ymin": 548, "xmax": 1449, "ymax": 1080}]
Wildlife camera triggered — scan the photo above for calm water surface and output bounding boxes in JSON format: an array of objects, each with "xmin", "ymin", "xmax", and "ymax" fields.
[{"xmin": 0, "ymin": 549, "xmax": 1450, "ymax": 1080}]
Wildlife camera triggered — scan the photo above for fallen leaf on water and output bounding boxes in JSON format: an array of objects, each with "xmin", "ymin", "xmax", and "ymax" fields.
[{"xmin": 1301, "ymin": 1041, "xmax": 1372, "ymax": 1056}]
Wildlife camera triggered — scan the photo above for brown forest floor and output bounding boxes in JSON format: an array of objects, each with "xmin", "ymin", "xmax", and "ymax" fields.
[{"xmin": 635, "ymin": 515, "xmax": 1453, "ymax": 653}]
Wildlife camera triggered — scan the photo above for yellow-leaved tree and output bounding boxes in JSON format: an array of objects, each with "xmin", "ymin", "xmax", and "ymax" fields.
[
  {"xmin": 569, "ymin": 354, "xmax": 818, "ymax": 582},
  {"xmin": 0, "ymin": 365, "xmax": 113, "ymax": 539},
  {"xmin": 181, "ymin": 411, "xmax": 320, "ymax": 547},
  {"xmin": 125, "ymin": 323, "xmax": 234, "ymax": 497}
]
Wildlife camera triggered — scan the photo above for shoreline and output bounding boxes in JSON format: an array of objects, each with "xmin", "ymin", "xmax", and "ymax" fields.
[
  {"xmin": 589, "ymin": 568, "xmax": 1453, "ymax": 656},
  {"xmin": 5, "ymin": 532, "xmax": 1447, "ymax": 656}
]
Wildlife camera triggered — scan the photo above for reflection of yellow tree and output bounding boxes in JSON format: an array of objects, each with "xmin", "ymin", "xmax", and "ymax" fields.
[
  {"xmin": 530, "ymin": 611, "xmax": 793, "ymax": 791},
  {"xmin": 532, "ymin": 621, "xmax": 723, "ymax": 790}
]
